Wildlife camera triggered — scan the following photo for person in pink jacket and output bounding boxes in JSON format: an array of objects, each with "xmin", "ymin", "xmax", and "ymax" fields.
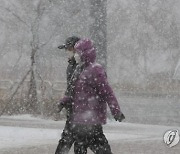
[{"xmin": 59, "ymin": 38, "xmax": 125, "ymax": 154}]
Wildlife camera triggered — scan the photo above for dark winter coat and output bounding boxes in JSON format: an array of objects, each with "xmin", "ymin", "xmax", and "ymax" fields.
[
  {"xmin": 65, "ymin": 57, "xmax": 77, "ymax": 96},
  {"xmin": 61, "ymin": 39, "xmax": 122, "ymax": 125},
  {"xmin": 63, "ymin": 57, "xmax": 77, "ymax": 120}
]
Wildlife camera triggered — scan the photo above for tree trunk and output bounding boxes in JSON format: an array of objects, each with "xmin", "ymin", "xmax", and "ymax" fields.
[
  {"xmin": 26, "ymin": 0, "xmax": 45, "ymax": 114},
  {"xmin": 89, "ymin": 0, "xmax": 107, "ymax": 69},
  {"xmin": 27, "ymin": 48, "xmax": 38, "ymax": 114}
]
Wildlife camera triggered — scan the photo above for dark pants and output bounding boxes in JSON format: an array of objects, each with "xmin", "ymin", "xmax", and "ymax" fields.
[
  {"xmin": 55, "ymin": 120, "xmax": 74, "ymax": 154},
  {"xmin": 73, "ymin": 124, "xmax": 113, "ymax": 154}
]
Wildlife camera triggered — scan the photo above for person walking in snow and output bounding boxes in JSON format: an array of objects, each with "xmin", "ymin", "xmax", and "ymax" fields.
[
  {"xmin": 55, "ymin": 36, "xmax": 99, "ymax": 154},
  {"xmin": 58, "ymin": 38, "xmax": 125, "ymax": 154},
  {"xmin": 55, "ymin": 36, "xmax": 80, "ymax": 154}
]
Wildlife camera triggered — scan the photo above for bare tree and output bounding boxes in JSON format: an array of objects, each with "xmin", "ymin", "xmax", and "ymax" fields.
[
  {"xmin": 0, "ymin": 0, "xmax": 57, "ymax": 115},
  {"xmin": 26, "ymin": 0, "xmax": 45, "ymax": 113}
]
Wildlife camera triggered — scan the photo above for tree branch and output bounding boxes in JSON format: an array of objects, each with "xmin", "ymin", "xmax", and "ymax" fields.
[{"xmin": 1, "ymin": 6, "xmax": 31, "ymax": 28}]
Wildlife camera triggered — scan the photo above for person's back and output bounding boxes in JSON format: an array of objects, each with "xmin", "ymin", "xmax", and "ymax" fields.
[{"xmin": 71, "ymin": 39, "xmax": 123, "ymax": 125}]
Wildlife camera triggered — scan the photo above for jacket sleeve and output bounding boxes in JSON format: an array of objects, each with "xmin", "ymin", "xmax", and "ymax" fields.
[{"xmin": 91, "ymin": 65, "xmax": 122, "ymax": 117}]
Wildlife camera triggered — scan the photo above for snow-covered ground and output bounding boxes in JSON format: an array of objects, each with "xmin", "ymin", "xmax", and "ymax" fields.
[{"xmin": 0, "ymin": 115, "xmax": 180, "ymax": 154}]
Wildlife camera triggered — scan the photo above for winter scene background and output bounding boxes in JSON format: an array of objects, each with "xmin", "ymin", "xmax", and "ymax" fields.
[{"xmin": 0, "ymin": 0, "xmax": 180, "ymax": 153}]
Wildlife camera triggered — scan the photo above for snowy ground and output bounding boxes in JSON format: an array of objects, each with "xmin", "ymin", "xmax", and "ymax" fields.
[{"xmin": 0, "ymin": 115, "xmax": 180, "ymax": 154}]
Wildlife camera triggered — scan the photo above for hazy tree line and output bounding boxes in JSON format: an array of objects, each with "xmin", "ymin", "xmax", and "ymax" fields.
[
  {"xmin": 108, "ymin": 0, "xmax": 180, "ymax": 93},
  {"xmin": 0, "ymin": 0, "xmax": 180, "ymax": 117},
  {"xmin": 0, "ymin": 0, "xmax": 91, "ymax": 116}
]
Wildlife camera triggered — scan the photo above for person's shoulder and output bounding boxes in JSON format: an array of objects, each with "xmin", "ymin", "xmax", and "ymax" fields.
[{"xmin": 91, "ymin": 62, "xmax": 105, "ymax": 74}]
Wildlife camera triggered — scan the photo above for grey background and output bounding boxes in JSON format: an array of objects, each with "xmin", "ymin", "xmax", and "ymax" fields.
[{"xmin": 0, "ymin": 0, "xmax": 180, "ymax": 126}]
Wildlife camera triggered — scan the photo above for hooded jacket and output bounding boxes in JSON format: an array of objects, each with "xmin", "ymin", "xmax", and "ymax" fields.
[{"xmin": 60, "ymin": 39, "xmax": 122, "ymax": 125}]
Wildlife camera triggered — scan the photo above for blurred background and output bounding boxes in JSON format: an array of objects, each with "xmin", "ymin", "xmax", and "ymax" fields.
[{"xmin": 0, "ymin": 0, "xmax": 179, "ymax": 126}]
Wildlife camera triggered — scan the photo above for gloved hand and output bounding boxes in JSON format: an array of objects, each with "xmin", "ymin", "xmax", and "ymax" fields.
[
  {"xmin": 114, "ymin": 113, "xmax": 125, "ymax": 122},
  {"xmin": 56, "ymin": 102, "xmax": 64, "ymax": 113}
]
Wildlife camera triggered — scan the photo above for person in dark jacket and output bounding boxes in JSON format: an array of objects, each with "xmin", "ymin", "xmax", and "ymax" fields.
[
  {"xmin": 55, "ymin": 36, "xmax": 97, "ymax": 154},
  {"xmin": 59, "ymin": 38, "xmax": 125, "ymax": 154},
  {"xmin": 55, "ymin": 36, "xmax": 80, "ymax": 154}
]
